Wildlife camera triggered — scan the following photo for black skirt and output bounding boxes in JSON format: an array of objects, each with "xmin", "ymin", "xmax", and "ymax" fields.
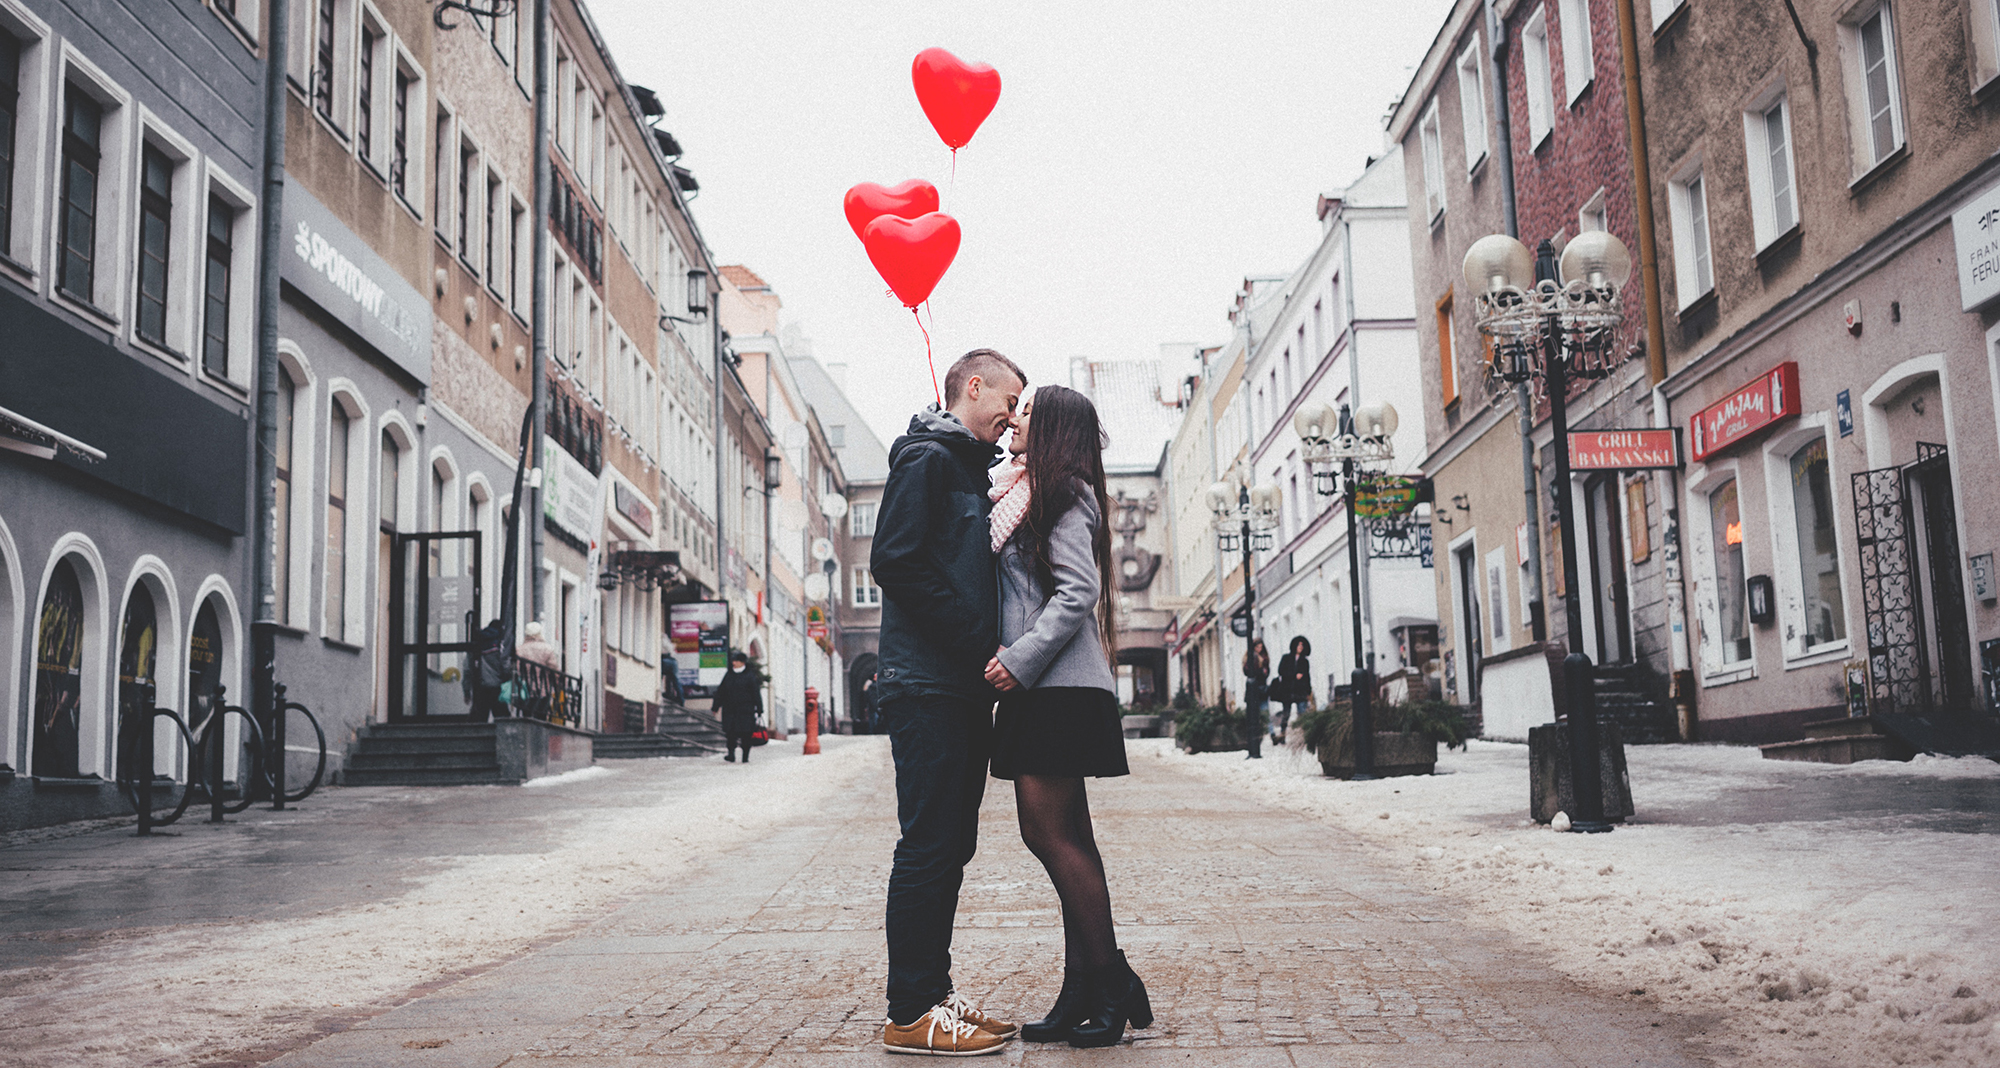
[{"xmin": 990, "ymin": 687, "xmax": 1130, "ymax": 780}]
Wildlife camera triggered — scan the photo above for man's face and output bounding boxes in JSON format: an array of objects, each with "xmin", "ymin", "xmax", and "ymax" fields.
[{"xmin": 957, "ymin": 371, "xmax": 1024, "ymax": 445}]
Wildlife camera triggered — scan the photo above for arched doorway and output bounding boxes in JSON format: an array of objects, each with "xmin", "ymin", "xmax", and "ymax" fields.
[
  {"xmin": 32, "ymin": 560, "xmax": 85, "ymax": 777},
  {"xmin": 114, "ymin": 584, "xmax": 159, "ymax": 785},
  {"xmin": 847, "ymin": 652, "xmax": 878, "ymax": 733}
]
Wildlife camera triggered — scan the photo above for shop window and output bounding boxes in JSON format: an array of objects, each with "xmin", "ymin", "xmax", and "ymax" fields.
[
  {"xmin": 1709, "ymin": 478, "xmax": 1751, "ymax": 664},
  {"xmin": 1788, "ymin": 439, "xmax": 1846, "ymax": 649},
  {"xmin": 273, "ymin": 368, "xmax": 295, "ymax": 625},
  {"xmin": 32, "ymin": 558, "xmax": 84, "ymax": 777}
]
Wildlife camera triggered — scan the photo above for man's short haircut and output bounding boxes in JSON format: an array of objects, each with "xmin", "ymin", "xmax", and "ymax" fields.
[{"xmin": 943, "ymin": 348, "xmax": 1027, "ymax": 406}]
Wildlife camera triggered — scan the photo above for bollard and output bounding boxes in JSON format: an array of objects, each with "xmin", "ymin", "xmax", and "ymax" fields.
[{"xmin": 803, "ymin": 686, "xmax": 821, "ymax": 756}]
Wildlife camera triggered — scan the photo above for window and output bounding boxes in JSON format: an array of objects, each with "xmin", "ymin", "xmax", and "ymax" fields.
[
  {"xmin": 1578, "ymin": 188, "xmax": 1607, "ymax": 233},
  {"xmin": 851, "ymin": 565, "xmax": 881, "ymax": 607},
  {"xmin": 1788, "ymin": 439, "xmax": 1846, "ymax": 650},
  {"xmin": 325, "ymin": 403, "xmax": 350, "ymax": 639},
  {"xmin": 1668, "ymin": 166, "xmax": 1713, "ymax": 308},
  {"xmin": 274, "ymin": 368, "xmax": 295, "ymax": 626},
  {"xmin": 1709, "ymin": 479, "xmax": 1750, "ymax": 664},
  {"xmin": 391, "ymin": 64, "xmax": 413, "ymax": 202},
  {"xmin": 58, "ymin": 83, "xmax": 102, "ymax": 302},
  {"xmin": 135, "ymin": 145, "xmax": 173, "ymax": 347},
  {"xmin": 357, "ymin": 25, "xmax": 377, "ymax": 161},
  {"xmin": 1971, "ymin": 0, "xmax": 2000, "ymax": 89},
  {"xmin": 1651, "ymin": 0, "xmax": 1685, "ymax": 29},
  {"xmin": 510, "ymin": 196, "xmax": 527, "ymax": 316},
  {"xmin": 457, "ymin": 138, "xmax": 476, "ymax": 264},
  {"xmin": 1557, "ymin": 0, "xmax": 1594, "ymax": 104},
  {"xmin": 485, "ymin": 170, "xmax": 503, "ymax": 293},
  {"xmin": 1455, "ymin": 41, "xmax": 1488, "ymax": 169},
  {"xmin": 0, "ymin": 32, "xmax": 18, "ymax": 253},
  {"xmin": 312, "ymin": 0, "xmax": 337, "ymax": 124},
  {"xmin": 1419, "ymin": 98, "xmax": 1446, "ymax": 220},
  {"xmin": 433, "ymin": 105, "xmax": 450, "ymax": 234},
  {"xmin": 202, "ymin": 196, "xmax": 233, "ymax": 377},
  {"xmin": 1846, "ymin": 3, "xmax": 1904, "ymax": 170},
  {"xmin": 1523, "ymin": 7, "xmax": 1555, "ymax": 145},
  {"xmin": 1743, "ymin": 92, "xmax": 1798, "ymax": 248},
  {"xmin": 1436, "ymin": 291, "xmax": 1457, "ymax": 406}
]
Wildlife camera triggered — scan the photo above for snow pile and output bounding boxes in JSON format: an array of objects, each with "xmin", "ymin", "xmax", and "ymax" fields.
[
  {"xmin": 0, "ymin": 738, "xmax": 881, "ymax": 1068},
  {"xmin": 1148, "ymin": 739, "xmax": 2000, "ymax": 1068},
  {"xmin": 520, "ymin": 764, "xmax": 617, "ymax": 788}
]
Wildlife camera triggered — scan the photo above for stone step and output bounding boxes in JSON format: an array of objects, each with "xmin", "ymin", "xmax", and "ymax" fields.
[
  {"xmin": 1803, "ymin": 715, "xmax": 1890, "ymax": 740},
  {"xmin": 594, "ymin": 736, "xmax": 716, "ymax": 759},
  {"xmin": 1760, "ymin": 734, "xmax": 1914, "ymax": 765},
  {"xmin": 347, "ymin": 749, "xmax": 501, "ymax": 771},
  {"xmin": 342, "ymin": 765, "xmax": 510, "ymax": 787},
  {"xmin": 351, "ymin": 736, "xmax": 501, "ymax": 755}
]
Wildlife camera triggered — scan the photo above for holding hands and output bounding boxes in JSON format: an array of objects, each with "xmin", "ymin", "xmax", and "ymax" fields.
[{"xmin": 985, "ymin": 649, "xmax": 1021, "ymax": 691}]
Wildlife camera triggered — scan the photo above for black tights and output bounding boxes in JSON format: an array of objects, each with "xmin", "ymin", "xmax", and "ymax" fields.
[{"xmin": 1014, "ymin": 775, "xmax": 1117, "ymax": 972}]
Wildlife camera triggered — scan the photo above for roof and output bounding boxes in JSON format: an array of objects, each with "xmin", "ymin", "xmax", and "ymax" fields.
[
  {"xmin": 788, "ymin": 356, "xmax": 891, "ymax": 483},
  {"xmin": 719, "ymin": 264, "xmax": 769, "ymax": 290}
]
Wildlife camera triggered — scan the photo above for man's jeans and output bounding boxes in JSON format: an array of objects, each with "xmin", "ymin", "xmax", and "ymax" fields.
[{"xmin": 882, "ymin": 693, "xmax": 992, "ymax": 1024}]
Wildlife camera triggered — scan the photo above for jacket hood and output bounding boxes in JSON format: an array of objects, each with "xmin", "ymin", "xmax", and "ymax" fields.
[{"xmin": 888, "ymin": 405, "xmax": 1000, "ymax": 468}]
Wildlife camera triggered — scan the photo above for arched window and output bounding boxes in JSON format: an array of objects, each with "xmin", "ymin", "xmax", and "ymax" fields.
[
  {"xmin": 273, "ymin": 367, "xmax": 296, "ymax": 625},
  {"xmin": 32, "ymin": 560, "xmax": 85, "ymax": 777},
  {"xmin": 325, "ymin": 403, "xmax": 351, "ymax": 639},
  {"xmin": 114, "ymin": 583, "xmax": 159, "ymax": 784}
]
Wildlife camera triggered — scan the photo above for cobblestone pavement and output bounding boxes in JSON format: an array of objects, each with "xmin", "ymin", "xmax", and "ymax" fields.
[{"xmin": 264, "ymin": 743, "xmax": 1712, "ymax": 1068}]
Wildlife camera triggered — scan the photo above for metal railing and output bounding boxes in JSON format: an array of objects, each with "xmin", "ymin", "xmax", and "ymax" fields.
[{"xmin": 508, "ymin": 656, "xmax": 582, "ymax": 728}]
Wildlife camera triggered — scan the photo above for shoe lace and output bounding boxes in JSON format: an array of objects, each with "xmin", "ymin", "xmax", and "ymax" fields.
[
  {"xmin": 924, "ymin": 1002, "xmax": 980, "ymax": 1045},
  {"xmin": 941, "ymin": 992, "xmax": 984, "ymax": 1022}
]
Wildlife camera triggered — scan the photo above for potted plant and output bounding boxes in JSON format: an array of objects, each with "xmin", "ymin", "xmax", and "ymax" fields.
[
  {"xmin": 1173, "ymin": 702, "xmax": 1247, "ymax": 753},
  {"xmin": 1296, "ymin": 698, "xmax": 1470, "ymax": 779}
]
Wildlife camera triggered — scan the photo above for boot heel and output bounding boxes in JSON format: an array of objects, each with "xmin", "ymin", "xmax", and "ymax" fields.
[{"xmin": 1129, "ymin": 983, "xmax": 1154, "ymax": 1030}]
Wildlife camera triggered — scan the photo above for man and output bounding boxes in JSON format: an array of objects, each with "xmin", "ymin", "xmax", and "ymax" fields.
[
  {"xmin": 871, "ymin": 349, "xmax": 1026, "ymax": 1056},
  {"xmin": 713, "ymin": 651, "xmax": 763, "ymax": 763}
]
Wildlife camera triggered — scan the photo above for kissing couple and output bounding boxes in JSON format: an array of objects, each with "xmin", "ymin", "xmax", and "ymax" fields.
[{"xmin": 870, "ymin": 349, "xmax": 1152, "ymax": 1055}]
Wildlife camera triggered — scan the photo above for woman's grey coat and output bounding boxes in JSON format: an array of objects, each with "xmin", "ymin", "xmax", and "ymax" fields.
[{"xmin": 995, "ymin": 489, "xmax": 1117, "ymax": 693}]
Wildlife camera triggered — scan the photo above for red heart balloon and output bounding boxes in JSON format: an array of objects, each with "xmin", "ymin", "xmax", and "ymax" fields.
[
  {"xmin": 912, "ymin": 47, "xmax": 1001, "ymax": 150},
  {"xmin": 843, "ymin": 179, "xmax": 941, "ymax": 241},
  {"xmin": 862, "ymin": 212, "xmax": 961, "ymax": 308}
]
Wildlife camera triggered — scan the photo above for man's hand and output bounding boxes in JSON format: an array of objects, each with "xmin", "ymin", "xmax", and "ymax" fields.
[{"xmin": 984, "ymin": 653, "xmax": 1021, "ymax": 692}]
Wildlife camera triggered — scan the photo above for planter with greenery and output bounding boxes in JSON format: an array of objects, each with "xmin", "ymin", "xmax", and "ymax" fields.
[
  {"xmin": 1173, "ymin": 703, "xmax": 1248, "ymax": 753},
  {"xmin": 1294, "ymin": 698, "xmax": 1471, "ymax": 779}
]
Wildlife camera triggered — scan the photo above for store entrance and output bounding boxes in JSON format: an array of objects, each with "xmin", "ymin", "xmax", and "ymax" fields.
[
  {"xmin": 1583, "ymin": 474, "xmax": 1632, "ymax": 666},
  {"xmin": 388, "ymin": 530, "xmax": 484, "ymax": 720}
]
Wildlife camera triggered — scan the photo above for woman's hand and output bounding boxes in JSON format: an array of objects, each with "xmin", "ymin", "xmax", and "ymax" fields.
[{"xmin": 985, "ymin": 652, "xmax": 1022, "ymax": 691}]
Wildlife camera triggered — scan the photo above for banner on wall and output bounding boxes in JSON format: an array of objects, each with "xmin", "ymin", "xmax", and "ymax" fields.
[{"xmin": 670, "ymin": 601, "xmax": 730, "ymax": 694}]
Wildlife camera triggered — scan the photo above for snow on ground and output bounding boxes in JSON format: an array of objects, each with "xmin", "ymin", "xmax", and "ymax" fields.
[
  {"xmin": 1147, "ymin": 738, "xmax": 2000, "ymax": 1068},
  {"xmin": 519, "ymin": 764, "xmax": 617, "ymax": 788},
  {"xmin": 1, "ymin": 737, "xmax": 880, "ymax": 1068}
]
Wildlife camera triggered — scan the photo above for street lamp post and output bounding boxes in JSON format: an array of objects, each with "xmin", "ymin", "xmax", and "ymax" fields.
[
  {"xmin": 1207, "ymin": 479, "xmax": 1280, "ymax": 750},
  {"xmin": 1294, "ymin": 401, "xmax": 1398, "ymax": 780},
  {"xmin": 1463, "ymin": 230, "xmax": 1633, "ymax": 834}
]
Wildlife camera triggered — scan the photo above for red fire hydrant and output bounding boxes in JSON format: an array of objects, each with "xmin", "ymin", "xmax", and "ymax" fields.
[{"xmin": 803, "ymin": 686, "xmax": 821, "ymax": 755}]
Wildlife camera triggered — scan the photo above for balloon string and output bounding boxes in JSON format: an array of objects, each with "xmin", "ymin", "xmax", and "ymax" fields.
[
  {"xmin": 949, "ymin": 148, "xmax": 957, "ymax": 195},
  {"xmin": 914, "ymin": 305, "xmax": 940, "ymax": 407}
]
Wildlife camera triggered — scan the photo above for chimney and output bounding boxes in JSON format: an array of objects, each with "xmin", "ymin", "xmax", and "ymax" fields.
[{"xmin": 826, "ymin": 362, "xmax": 848, "ymax": 391}]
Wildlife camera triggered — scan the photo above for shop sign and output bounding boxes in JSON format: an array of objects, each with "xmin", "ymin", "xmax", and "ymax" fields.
[
  {"xmin": 541, "ymin": 436, "xmax": 598, "ymax": 541},
  {"xmin": 1690, "ymin": 362, "xmax": 1800, "ymax": 462},
  {"xmin": 669, "ymin": 600, "xmax": 729, "ymax": 691},
  {"xmin": 1353, "ymin": 476, "xmax": 1423, "ymax": 518},
  {"xmin": 281, "ymin": 179, "xmax": 430, "ymax": 384},
  {"xmin": 613, "ymin": 481, "xmax": 655, "ymax": 535},
  {"xmin": 1951, "ymin": 178, "xmax": 2000, "ymax": 312},
  {"xmin": 807, "ymin": 605, "xmax": 829, "ymax": 644},
  {"xmin": 1568, "ymin": 428, "xmax": 1682, "ymax": 470}
]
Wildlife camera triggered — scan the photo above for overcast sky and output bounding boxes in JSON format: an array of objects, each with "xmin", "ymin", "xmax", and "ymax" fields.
[{"xmin": 588, "ymin": 0, "xmax": 1454, "ymax": 449}]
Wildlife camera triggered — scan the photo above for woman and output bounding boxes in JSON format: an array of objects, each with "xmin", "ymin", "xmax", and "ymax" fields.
[
  {"xmin": 984, "ymin": 385, "xmax": 1152, "ymax": 1048},
  {"xmin": 1241, "ymin": 638, "xmax": 1271, "ymax": 759},
  {"xmin": 1272, "ymin": 635, "xmax": 1313, "ymax": 745}
]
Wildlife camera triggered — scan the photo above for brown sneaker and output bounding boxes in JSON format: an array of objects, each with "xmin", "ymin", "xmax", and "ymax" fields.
[
  {"xmin": 882, "ymin": 1004, "xmax": 1009, "ymax": 1056},
  {"xmin": 944, "ymin": 992, "xmax": 1019, "ymax": 1039}
]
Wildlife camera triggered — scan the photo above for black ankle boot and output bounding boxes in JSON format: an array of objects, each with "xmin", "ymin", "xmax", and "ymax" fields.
[
  {"xmin": 1067, "ymin": 951, "xmax": 1152, "ymax": 1048},
  {"xmin": 1020, "ymin": 968, "xmax": 1088, "ymax": 1042}
]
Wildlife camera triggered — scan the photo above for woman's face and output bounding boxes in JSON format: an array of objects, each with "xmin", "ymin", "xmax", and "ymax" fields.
[{"xmin": 1007, "ymin": 396, "xmax": 1033, "ymax": 456}]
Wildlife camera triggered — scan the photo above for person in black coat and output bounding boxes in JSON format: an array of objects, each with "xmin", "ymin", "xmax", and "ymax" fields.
[
  {"xmin": 1242, "ymin": 639, "xmax": 1271, "ymax": 760},
  {"xmin": 1272, "ymin": 636, "xmax": 1313, "ymax": 744},
  {"xmin": 713, "ymin": 651, "xmax": 763, "ymax": 763}
]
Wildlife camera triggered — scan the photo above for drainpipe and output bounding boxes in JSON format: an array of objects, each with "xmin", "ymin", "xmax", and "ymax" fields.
[
  {"xmin": 529, "ymin": 0, "xmax": 551, "ymax": 632},
  {"xmin": 1488, "ymin": 0, "xmax": 1548, "ymax": 646},
  {"xmin": 1614, "ymin": 0, "xmax": 1695, "ymax": 736},
  {"xmin": 250, "ymin": 0, "xmax": 291, "ymax": 778}
]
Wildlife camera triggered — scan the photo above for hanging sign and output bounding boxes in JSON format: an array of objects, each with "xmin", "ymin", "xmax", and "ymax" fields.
[
  {"xmin": 807, "ymin": 605, "xmax": 829, "ymax": 647},
  {"xmin": 1568, "ymin": 428, "xmax": 1682, "ymax": 470},
  {"xmin": 1353, "ymin": 476, "xmax": 1423, "ymax": 518},
  {"xmin": 1689, "ymin": 362, "xmax": 1800, "ymax": 462}
]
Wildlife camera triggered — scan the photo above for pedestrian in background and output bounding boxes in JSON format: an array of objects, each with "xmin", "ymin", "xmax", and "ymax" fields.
[
  {"xmin": 516, "ymin": 621, "xmax": 561, "ymax": 670},
  {"xmin": 871, "ymin": 350, "xmax": 1027, "ymax": 1055},
  {"xmin": 1242, "ymin": 638, "xmax": 1271, "ymax": 759},
  {"xmin": 986, "ymin": 384, "xmax": 1151, "ymax": 1049},
  {"xmin": 713, "ymin": 651, "xmax": 762, "ymax": 763},
  {"xmin": 1272, "ymin": 635, "xmax": 1313, "ymax": 745}
]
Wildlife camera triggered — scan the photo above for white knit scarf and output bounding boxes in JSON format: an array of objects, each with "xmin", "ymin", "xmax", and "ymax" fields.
[{"xmin": 989, "ymin": 455, "xmax": 1030, "ymax": 552}]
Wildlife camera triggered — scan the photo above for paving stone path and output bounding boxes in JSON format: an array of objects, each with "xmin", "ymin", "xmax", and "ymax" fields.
[{"xmin": 268, "ymin": 745, "xmax": 1713, "ymax": 1067}]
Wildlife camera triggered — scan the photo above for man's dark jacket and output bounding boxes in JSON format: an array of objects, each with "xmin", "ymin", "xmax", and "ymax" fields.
[
  {"xmin": 713, "ymin": 668, "xmax": 763, "ymax": 733},
  {"xmin": 871, "ymin": 407, "xmax": 1001, "ymax": 705}
]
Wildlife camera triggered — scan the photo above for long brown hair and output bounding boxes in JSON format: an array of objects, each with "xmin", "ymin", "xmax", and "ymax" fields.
[{"xmin": 1021, "ymin": 385, "xmax": 1117, "ymax": 660}]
